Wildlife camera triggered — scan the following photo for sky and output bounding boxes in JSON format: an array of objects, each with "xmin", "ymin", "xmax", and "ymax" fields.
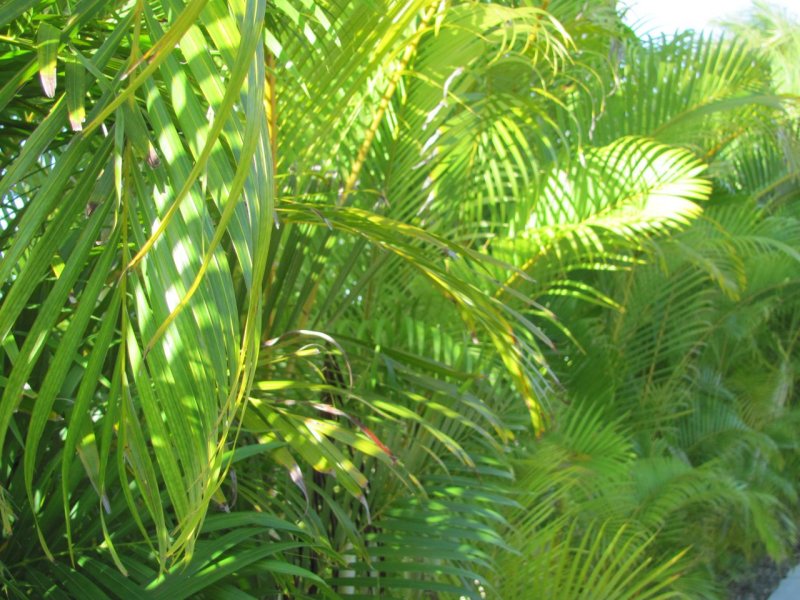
[{"xmin": 622, "ymin": 0, "xmax": 799, "ymax": 36}]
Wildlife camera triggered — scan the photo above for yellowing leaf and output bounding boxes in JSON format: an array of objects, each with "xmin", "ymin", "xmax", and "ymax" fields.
[{"xmin": 37, "ymin": 22, "xmax": 60, "ymax": 98}]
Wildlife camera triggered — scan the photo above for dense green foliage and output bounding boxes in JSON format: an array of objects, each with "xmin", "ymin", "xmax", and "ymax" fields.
[{"xmin": 1, "ymin": 0, "xmax": 799, "ymax": 597}]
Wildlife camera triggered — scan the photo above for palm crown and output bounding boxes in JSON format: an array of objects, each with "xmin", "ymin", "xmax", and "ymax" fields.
[{"xmin": 1, "ymin": 1, "xmax": 799, "ymax": 598}]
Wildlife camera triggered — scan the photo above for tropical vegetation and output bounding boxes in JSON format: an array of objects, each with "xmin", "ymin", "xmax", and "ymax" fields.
[{"xmin": 1, "ymin": 0, "xmax": 799, "ymax": 597}]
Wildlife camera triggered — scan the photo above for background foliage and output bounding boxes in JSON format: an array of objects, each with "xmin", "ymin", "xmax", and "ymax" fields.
[{"xmin": 1, "ymin": 0, "xmax": 799, "ymax": 597}]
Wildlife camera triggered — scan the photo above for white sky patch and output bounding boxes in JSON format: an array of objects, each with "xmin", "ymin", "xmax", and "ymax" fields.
[
  {"xmin": 622, "ymin": 0, "xmax": 798, "ymax": 36},
  {"xmin": 421, "ymin": 129, "xmax": 442, "ymax": 156}
]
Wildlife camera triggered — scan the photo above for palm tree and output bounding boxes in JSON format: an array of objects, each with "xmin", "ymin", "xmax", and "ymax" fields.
[
  {"xmin": 506, "ymin": 8, "xmax": 800, "ymax": 597},
  {"xmin": 1, "ymin": 0, "xmax": 798, "ymax": 597}
]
